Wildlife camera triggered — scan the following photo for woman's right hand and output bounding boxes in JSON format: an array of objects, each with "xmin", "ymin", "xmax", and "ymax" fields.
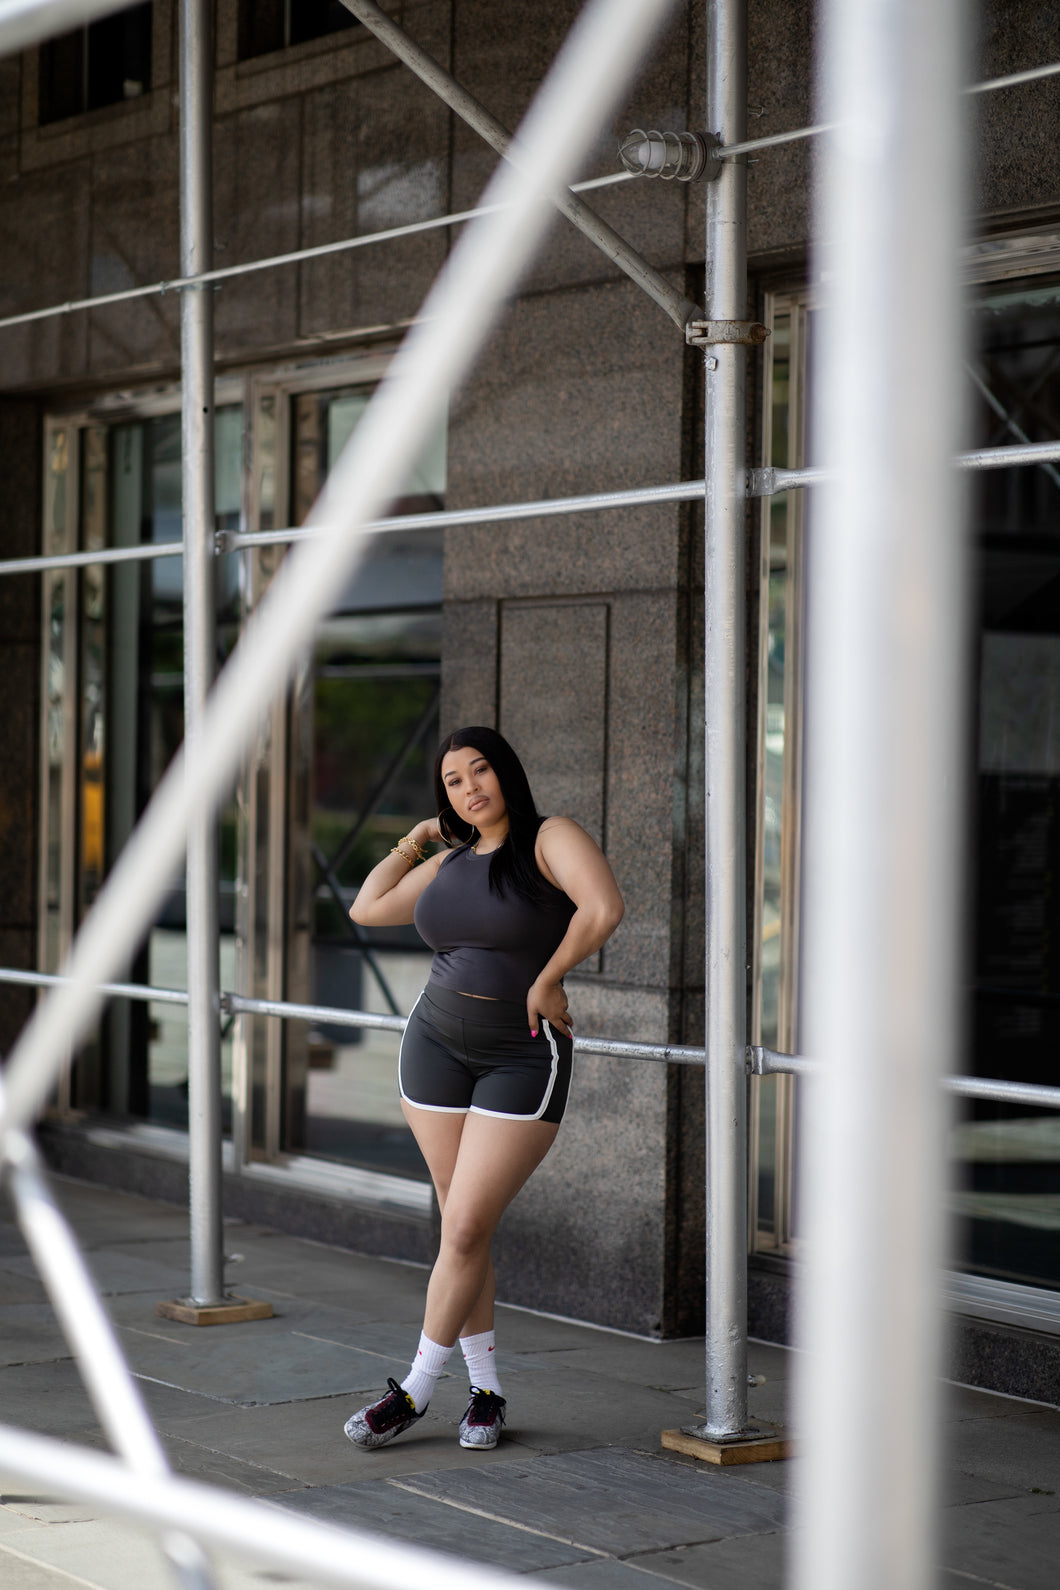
[{"xmin": 412, "ymin": 816, "xmax": 443, "ymax": 848}]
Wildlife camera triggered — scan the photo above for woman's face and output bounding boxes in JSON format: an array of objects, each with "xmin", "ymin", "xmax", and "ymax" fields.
[{"xmin": 440, "ymin": 744, "xmax": 507, "ymax": 831}]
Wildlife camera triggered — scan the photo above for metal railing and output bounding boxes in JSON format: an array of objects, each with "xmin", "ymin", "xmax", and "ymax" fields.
[
  {"xmin": 4, "ymin": 430, "xmax": 1060, "ymax": 577},
  {"xmin": 5, "ymin": 966, "xmax": 1057, "ymax": 1106}
]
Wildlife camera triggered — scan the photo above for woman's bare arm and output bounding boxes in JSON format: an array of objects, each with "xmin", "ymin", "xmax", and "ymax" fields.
[
  {"xmin": 349, "ymin": 818, "xmax": 445, "ymax": 928},
  {"xmin": 527, "ymin": 817, "xmax": 624, "ymax": 1036}
]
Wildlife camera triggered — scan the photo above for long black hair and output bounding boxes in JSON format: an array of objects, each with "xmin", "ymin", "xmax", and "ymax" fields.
[{"xmin": 433, "ymin": 726, "xmax": 552, "ymax": 902}]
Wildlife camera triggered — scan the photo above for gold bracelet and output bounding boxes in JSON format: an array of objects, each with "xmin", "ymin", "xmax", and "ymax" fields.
[
  {"xmin": 389, "ymin": 846, "xmax": 416, "ymax": 869},
  {"xmin": 398, "ymin": 834, "xmax": 428, "ymax": 862}
]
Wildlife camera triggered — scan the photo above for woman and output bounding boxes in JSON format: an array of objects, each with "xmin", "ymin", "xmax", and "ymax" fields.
[{"xmin": 343, "ymin": 726, "xmax": 623, "ymax": 1451}]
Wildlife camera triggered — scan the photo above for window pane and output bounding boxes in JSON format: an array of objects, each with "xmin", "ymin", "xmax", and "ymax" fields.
[
  {"xmin": 93, "ymin": 408, "xmax": 244, "ymax": 1128},
  {"xmin": 39, "ymin": 31, "xmax": 84, "ymax": 124},
  {"xmin": 282, "ymin": 385, "xmax": 443, "ymax": 1178},
  {"xmin": 238, "ymin": 0, "xmax": 358, "ymax": 60},
  {"xmin": 39, "ymin": 4, "xmax": 151, "ymax": 125},
  {"xmin": 86, "ymin": 4, "xmax": 151, "ymax": 112},
  {"xmin": 953, "ymin": 277, "xmax": 1060, "ymax": 1291}
]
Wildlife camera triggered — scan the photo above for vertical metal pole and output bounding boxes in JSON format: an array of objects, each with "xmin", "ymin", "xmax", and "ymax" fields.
[
  {"xmin": 793, "ymin": 1, "xmax": 966, "ymax": 1587},
  {"xmin": 698, "ymin": 0, "xmax": 749, "ymax": 1439},
  {"xmin": 180, "ymin": 0, "xmax": 224, "ymax": 1305}
]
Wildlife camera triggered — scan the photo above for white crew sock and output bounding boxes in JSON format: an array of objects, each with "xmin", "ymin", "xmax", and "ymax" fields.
[
  {"xmin": 460, "ymin": 1328, "xmax": 503, "ymax": 1396},
  {"xmin": 400, "ymin": 1331, "xmax": 453, "ymax": 1412}
]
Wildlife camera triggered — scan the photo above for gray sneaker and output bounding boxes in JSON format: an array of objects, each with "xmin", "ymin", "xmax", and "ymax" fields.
[
  {"xmin": 344, "ymin": 1378, "xmax": 426, "ymax": 1449},
  {"xmin": 459, "ymin": 1386, "xmax": 506, "ymax": 1449}
]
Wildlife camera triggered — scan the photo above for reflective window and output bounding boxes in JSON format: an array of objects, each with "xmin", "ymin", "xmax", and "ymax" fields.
[
  {"xmin": 278, "ymin": 385, "xmax": 444, "ymax": 1180},
  {"xmin": 39, "ymin": 405, "xmax": 243, "ymax": 1126},
  {"xmin": 953, "ymin": 276, "xmax": 1060, "ymax": 1291},
  {"xmin": 237, "ymin": 0, "xmax": 358, "ymax": 61},
  {"xmin": 750, "ymin": 296, "xmax": 808, "ymax": 1253},
  {"xmin": 38, "ymin": 2, "xmax": 152, "ymax": 125},
  {"xmin": 41, "ymin": 368, "xmax": 445, "ymax": 1186}
]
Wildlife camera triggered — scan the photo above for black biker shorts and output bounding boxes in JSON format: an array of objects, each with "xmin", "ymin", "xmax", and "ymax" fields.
[{"xmin": 398, "ymin": 982, "xmax": 573, "ymax": 1124}]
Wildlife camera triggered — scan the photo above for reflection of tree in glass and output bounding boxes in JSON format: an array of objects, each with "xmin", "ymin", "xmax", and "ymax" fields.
[{"xmin": 313, "ymin": 674, "xmax": 438, "ymax": 888}]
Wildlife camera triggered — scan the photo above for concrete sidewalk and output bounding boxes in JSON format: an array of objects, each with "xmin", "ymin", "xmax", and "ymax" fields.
[{"xmin": 1, "ymin": 1176, "xmax": 1058, "ymax": 1589}]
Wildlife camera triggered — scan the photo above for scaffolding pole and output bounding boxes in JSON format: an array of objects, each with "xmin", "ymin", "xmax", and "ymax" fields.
[
  {"xmin": 793, "ymin": 0, "xmax": 967, "ymax": 1586},
  {"xmin": 178, "ymin": 0, "xmax": 226, "ymax": 1312},
  {"xmin": 697, "ymin": 0, "xmax": 749, "ymax": 1443}
]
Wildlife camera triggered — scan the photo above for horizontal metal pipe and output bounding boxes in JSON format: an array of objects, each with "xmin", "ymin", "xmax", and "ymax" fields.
[
  {"xmin": 10, "ymin": 970, "xmax": 1054, "ymax": 1101},
  {"xmin": 0, "ymin": 969, "xmax": 706, "ymax": 1063},
  {"xmin": 718, "ymin": 122, "xmax": 838, "ymax": 160},
  {"xmin": 715, "ymin": 61, "xmax": 1060, "ymax": 162},
  {"xmin": 0, "ymin": 1422, "xmax": 525, "ymax": 1590},
  {"xmin": 966, "ymin": 60, "xmax": 1060, "ymax": 94},
  {"xmin": 224, "ymin": 992, "xmax": 406, "ymax": 1033},
  {"xmin": 0, "ymin": 541, "xmax": 186, "ymax": 577},
  {"xmin": 0, "ymin": 967, "xmax": 190, "ymax": 1005},
  {"xmin": 750, "ymin": 1045, "xmax": 1060, "ymax": 1110},
  {"xmin": 942, "ymin": 1075, "xmax": 1060, "ymax": 1110},
  {"xmin": 223, "ymin": 477, "xmax": 710, "ymax": 551},
  {"xmin": 6, "ymin": 432, "xmax": 1059, "ymax": 574},
  {"xmin": 750, "ymin": 437, "xmax": 1060, "ymax": 497},
  {"xmin": 0, "ymin": 174, "xmax": 633, "ymax": 338},
  {"xmin": 958, "ymin": 438, "xmax": 1060, "ymax": 471}
]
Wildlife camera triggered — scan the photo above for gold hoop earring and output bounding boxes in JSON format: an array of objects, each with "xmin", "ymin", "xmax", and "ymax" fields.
[{"xmin": 437, "ymin": 809, "xmax": 476, "ymax": 849}]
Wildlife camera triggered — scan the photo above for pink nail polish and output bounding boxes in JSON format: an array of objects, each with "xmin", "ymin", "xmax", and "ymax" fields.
[{"xmin": 530, "ymin": 1029, "xmax": 537, "ymax": 1037}]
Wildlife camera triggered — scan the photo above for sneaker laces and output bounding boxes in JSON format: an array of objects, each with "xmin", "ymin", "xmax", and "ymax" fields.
[
  {"xmin": 466, "ymin": 1386, "xmax": 504, "ymax": 1425},
  {"xmin": 369, "ymin": 1377, "xmax": 418, "ymax": 1430}
]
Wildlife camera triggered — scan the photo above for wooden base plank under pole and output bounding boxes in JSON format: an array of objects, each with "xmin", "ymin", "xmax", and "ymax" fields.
[
  {"xmin": 661, "ymin": 1425, "xmax": 793, "ymax": 1465},
  {"xmin": 156, "ymin": 1296, "xmax": 274, "ymax": 1326}
]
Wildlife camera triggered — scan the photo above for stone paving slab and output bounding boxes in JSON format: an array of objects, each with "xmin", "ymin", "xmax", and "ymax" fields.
[
  {"xmin": 155, "ymin": 1392, "xmax": 541, "ymax": 1488},
  {"xmin": 0, "ymin": 1222, "xmax": 31, "ymax": 1258},
  {"xmin": 1, "ymin": 1247, "xmax": 192, "ymax": 1298},
  {"xmin": 534, "ymin": 1560, "xmax": 683, "ymax": 1588},
  {"xmin": 493, "ymin": 1307, "xmax": 633, "ymax": 1352},
  {"xmin": 268, "ymin": 1477, "xmax": 596, "ymax": 1573},
  {"xmin": 0, "ymin": 1274, "xmax": 48, "ymax": 1306},
  {"xmin": 64, "ymin": 1424, "xmax": 311, "ymax": 1498},
  {"xmin": 0, "ymin": 1358, "xmax": 234, "ymax": 1437},
  {"xmin": 0, "ymin": 1514, "xmax": 327, "ymax": 1590},
  {"xmin": 530, "ymin": 1338, "xmax": 712, "ymax": 1391},
  {"xmin": 115, "ymin": 1317, "xmax": 408, "ymax": 1408},
  {"xmin": 106, "ymin": 1302, "xmax": 502, "ymax": 1406},
  {"xmin": 945, "ymin": 1411, "xmax": 1060, "ymax": 1492},
  {"xmin": 401, "ymin": 1447, "xmax": 787, "ymax": 1556},
  {"xmin": 535, "ymin": 1529, "xmax": 788, "ymax": 1590},
  {"xmin": 941, "ymin": 1494, "xmax": 1060, "ymax": 1590},
  {"xmin": 946, "ymin": 1382, "xmax": 1046, "ymax": 1422},
  {"xmin": 168, "ymin": 1227, "xmax": 434, "ymax": 1303},
  {"xmin": 478, "ymin": 1370, "xmax": 719, "ymax": 1456},
  {"xmin": 0, "ymin": 1305, "xmax": 70, "ymax": 1369},
  {"xmin": 0, "ymin": 1494, "xmax": 99, "ymax": 1529}
]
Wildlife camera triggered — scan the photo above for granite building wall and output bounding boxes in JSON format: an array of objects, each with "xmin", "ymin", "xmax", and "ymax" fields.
[{"xmin": 0, "ymin": 1, "xmax": 1058, "ymax": 1341}]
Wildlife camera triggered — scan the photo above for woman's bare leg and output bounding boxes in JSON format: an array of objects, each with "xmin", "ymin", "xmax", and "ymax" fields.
[
  {"xmin": 420, "ymin": 1111, "xmax": 559, "ymax": 1348},
  {"xmin": 401, "ymin": 1102, "xmax": 496, "ymax": 1337}
]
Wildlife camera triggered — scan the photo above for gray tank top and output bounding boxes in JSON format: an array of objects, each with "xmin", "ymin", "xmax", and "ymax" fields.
[{"xmin": 414, "ymin": 844, "xmax": 576, "ymax": 1002}]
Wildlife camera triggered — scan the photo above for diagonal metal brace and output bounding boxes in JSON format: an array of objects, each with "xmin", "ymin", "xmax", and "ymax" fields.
[{"xmin": 341, "ymin": 0, "xmax": 701, "ymax": 334}]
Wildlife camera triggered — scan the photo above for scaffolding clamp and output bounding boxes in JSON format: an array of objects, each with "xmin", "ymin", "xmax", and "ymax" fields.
[{"xmin": 685, "ymin": 319, "xmax": 771, "ymax": 349}]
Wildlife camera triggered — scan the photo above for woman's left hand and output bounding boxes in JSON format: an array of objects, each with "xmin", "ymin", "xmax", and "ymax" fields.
[{"xmin": 527, "ymin": 978, "xmax": 573, "ymax": 1040}]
